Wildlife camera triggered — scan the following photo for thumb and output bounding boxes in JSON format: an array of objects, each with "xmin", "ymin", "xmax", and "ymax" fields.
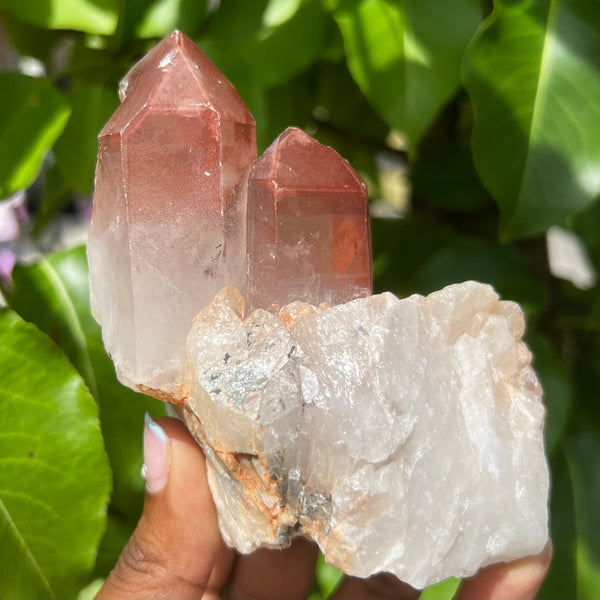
[{"xmin": 97, "ymin": 415, "xmax": 223, "ymax": 600}]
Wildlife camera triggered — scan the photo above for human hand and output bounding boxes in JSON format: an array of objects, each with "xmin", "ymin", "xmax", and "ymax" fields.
[{"xmin": 96, "ymin": 415, "xmax": 552, "ymax": 600}]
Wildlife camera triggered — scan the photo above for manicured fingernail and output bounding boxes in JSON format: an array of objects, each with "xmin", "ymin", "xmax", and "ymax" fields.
[{"xmin": 142, "ymin": 413, "xmax": 168, "ymax": 493}]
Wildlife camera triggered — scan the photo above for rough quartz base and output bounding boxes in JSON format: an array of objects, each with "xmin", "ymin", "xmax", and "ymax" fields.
[{"xmin": 181, "ymin": 282, "xmax": 549, "ymax": 589}]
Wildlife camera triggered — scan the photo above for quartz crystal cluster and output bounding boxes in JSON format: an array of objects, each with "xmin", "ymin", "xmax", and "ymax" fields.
[{"xmin": 88, "ymin": 31, "xmax": 549, "ymax": 589}]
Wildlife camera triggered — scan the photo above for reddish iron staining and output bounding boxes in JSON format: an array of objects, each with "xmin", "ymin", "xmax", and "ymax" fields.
[{"xmin": 331, "ymin": 216, "xmax": 369, "ymax": 275}]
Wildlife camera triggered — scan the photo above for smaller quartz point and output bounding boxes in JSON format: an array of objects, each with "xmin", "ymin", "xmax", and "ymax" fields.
[
  {"xmin": 246, "ymin": 127, "xmax": 372, "ymax": 313},
  {"xmin": 87, "ymin": 31, "xmax": 256, "ymax": 397},
  {"xmin": 182, "ymin": 282, "xmax": 549, "ymax": 588}
]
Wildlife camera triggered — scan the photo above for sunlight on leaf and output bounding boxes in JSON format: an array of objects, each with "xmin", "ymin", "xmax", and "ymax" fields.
[
  {"xmin": 315, "ymin": 552, "xmax": 343, "ymax": 597},
  {"xmin": 0, "ymin": 73, "xmax": 70, "ymax": 197},
  {"xmin": 207, "ymin": 0, "xmax": 329, "ymax": 89},
  {"xmin": 133, "ymin": 0, "xmax": 207, "ymax": 39},
  {"xmin": 0, "ymin": 0, "xmax": 118, "ymax": 35},
  {"xmin": 262, "ymin": 0, "xmax": 303, "ymax": 28},
  {"xmin": 76, "ymin": 578, "xmax": 104, "ymax": 600},
  {"xmin": 332, "ymin": 0, "xmax": 481, "ymax": 145},
  {"xmin": 420, "ymin": 576, "xmax": 461, "ymax": 600},
  {"xmin": 463, "ymin": 0, "xmax": 600, "ymax": 239}
]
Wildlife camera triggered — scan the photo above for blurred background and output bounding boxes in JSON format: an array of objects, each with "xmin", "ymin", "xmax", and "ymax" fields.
[{"xmin": 0, "ymin": 1, "xmax": 598, "ymax": 598}]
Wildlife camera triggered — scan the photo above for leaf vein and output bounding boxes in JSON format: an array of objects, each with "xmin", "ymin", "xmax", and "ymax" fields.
[{"xmin": 0, "ymin": 496, "xmax": 54, "ymax": 598}]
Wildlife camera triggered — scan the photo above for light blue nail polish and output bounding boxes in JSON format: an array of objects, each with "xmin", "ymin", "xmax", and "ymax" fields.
[{"xmin": 144, "ymin": 412, "xmax": 167, "ymax": 443}]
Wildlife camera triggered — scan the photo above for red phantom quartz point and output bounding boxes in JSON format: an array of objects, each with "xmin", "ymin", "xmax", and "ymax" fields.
[
  {"xmin": 88, "ymin": 31, "xmax": 256, "ymax": 395},
  {"xmin": 246, "ymin": 127, "xmax": 372, "ymax": 312}
]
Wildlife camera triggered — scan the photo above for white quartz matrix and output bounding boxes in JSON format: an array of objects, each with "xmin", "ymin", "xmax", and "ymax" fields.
[{"xmin": 182, "ymin": 281, "xmax": 549, "ymax": 589}]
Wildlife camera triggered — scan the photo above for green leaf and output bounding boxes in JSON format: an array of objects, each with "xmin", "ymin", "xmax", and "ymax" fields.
[
  {"xmin": 411, "ymin": 141, "xmax": 494, "ymax": 213},
  {"xmin": 572, "ymin": 338, "xmax": 600, "ymax": 430},
  {"xmin": 207, "ymin": 0, "xmax": 269, "ymax": 55},
  {"xmin": 527, "ymin": 335, "xmax": 571, "ymax": 456},
  {"xmin": 463, "ymin": 0, "xmax": 600, "ymax": 240},
  {"xmin": 10, "ymin": 247, "xmax": 164, "ymax": 526},
  {"xmin": 137, "ymin": 0, "xmax": 207, "ymax": 38},
  {"xmin": 0, "ymin": 73, "xmax": 70, "ymax": 197},
  {"xmin": 371, "ymin": 217, "xmax": 456, "ymax": 297},
  {"xmin": 0, "ymin": 309, "xmax": 111, "ymax": 599},
  {"xmin": 53, "ymin": 80, "xmax": 119, "ymax": 193},
  {"xmin": 248, "ymin": 1, "xmax": 330, "ymax": 88},
  {"xmin": 65, "ymin": 37, "xmax": 129, "ymax": 78},
  {"xmin": 314, "ymin": 61, "xmax": 389, "ymax": 144},
  {"xmin": 411, "ymin": 237, "xmax": 546, "ymax": 314},
  {"xmin": 0, "ymin": 12, "xmax": 61, "ymax": 62},
  {"xmin": 0, "ymin": 0, "xmax": 118, "ymax": 35},
  {"xmin": 537, "ymin": 447, "xmax": 577, "ymax": 599},
  {"xmin": 332, "ymin": 0, "xmax": 482, "ymax": 145},
  {"xmin": 77, "ymin": 578, "xmax": 104, "ymax": 600},
  {"xmin": 11, "ymin": 250, "xmax": 98, "ymax": 394},
  {"xmin": 575, "ymin": 541, "xmax": 600, "ymax": 600},
  {"xmin": 260, "ymin": 71, "xmax": 315, "ymax": 151},
  {"xmin": 539, "ymin": 432, "xmax": 600, "ymax": 599},
  {"xmin": 208, "ymin": 0, "xmax": 330, "ymax": 89},
  {"xmin": 315, "ymin": 552, "xmax": 343, "ymax": 597},
  {"xmin": 568, "ymin": 199, "xmax": 600, "ymax": 274},
  {"xmin": 568, "ymin": 432, "xmax": 600, "ymax": 599},
  {"xmin": 419, "ymin": 576, "xmax": 461, "ymax": 600},
  {"xmin": 117, "ymin": 0, "xmax": 207, "ymax": 42},
  {"xmin": 263, "ymin": 0, "xmax": 303, "ymax": 28},
  {"xmin": 32, "ymin": 164, "xmax": 72, "ymax": 235}
]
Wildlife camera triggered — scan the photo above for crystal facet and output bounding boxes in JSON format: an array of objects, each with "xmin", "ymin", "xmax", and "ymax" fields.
[
  {"xmin": 88, "ymin": 31, "xmax": 256, "ymax": 396},
  {"xmin": 246, "ymin": 127, "xmax": 372, "ymax": 312},
  {"xmin": 182, "ymin": 282, "xmax": 549, "ymax": 589}
]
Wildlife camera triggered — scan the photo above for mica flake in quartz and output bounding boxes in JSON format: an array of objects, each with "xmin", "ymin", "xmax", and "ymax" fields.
[
  {"xmin": 246, "ymin": 127, "xmax": 372, "ymax": 312},
  {"xmin": 87, "ymin": 31, "xmax": 256, "ymax": 396},
  {"xmin": 182, "ymin": 282, "xmax": 549, "ymax": 589}
]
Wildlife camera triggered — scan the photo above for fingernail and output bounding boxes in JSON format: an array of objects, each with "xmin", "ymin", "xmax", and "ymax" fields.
[{"xmin": 142, "ymin": 413, "xmax": 169, "ymax": 493}]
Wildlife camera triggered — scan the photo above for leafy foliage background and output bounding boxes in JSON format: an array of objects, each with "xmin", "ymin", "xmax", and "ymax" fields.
[{"xmin": 0, "ymin": 0, "xmax": 598, "ymax": 598}]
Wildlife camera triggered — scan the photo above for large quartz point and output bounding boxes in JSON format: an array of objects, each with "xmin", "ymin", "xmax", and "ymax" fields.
[
  {"xmin": 182, "ymin": 282, "xmax": 549, "ymax": 589},
  {"xmin": 246, "ymin": 127, "xmax": 372, "ymax": 312},
  {"xmin": 87, "ymin": 31, "xmax": 256, "ymax": 397}
]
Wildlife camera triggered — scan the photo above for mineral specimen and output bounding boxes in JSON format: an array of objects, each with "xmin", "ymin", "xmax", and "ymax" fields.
[
  {"xmin": 89, "ymin": 31, "xmax": 549, "ymax": 589},
  {"xmin": 87, "ymin": 31, "xmax": 256, "ymax": 396},
  {"xmin": 182, "ymin": 282, "xmax": 549, "ymax": 589},
  {"xmin": 246, "ymin": 127, "xmax": 372, "ymax": 312}
]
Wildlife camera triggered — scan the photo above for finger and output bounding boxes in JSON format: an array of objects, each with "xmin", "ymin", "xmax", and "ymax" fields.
[
  {"xmin": 229, "ymin": 536, "xmax": 319, "ymax": 600},
  {"xmin": 455, "ymin": 541, "xmax": 553, "ymax": 600},
  {"xmin": 331, "ymin": 572, "xmax": 420, "ymax": 600},
  {"xmin": 97, "ymin": 416, "xmax": 226, "ymax": 600},
  {"xmin": 203, "ymin": 543, "xmax": 236, "ymax": 600}
]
